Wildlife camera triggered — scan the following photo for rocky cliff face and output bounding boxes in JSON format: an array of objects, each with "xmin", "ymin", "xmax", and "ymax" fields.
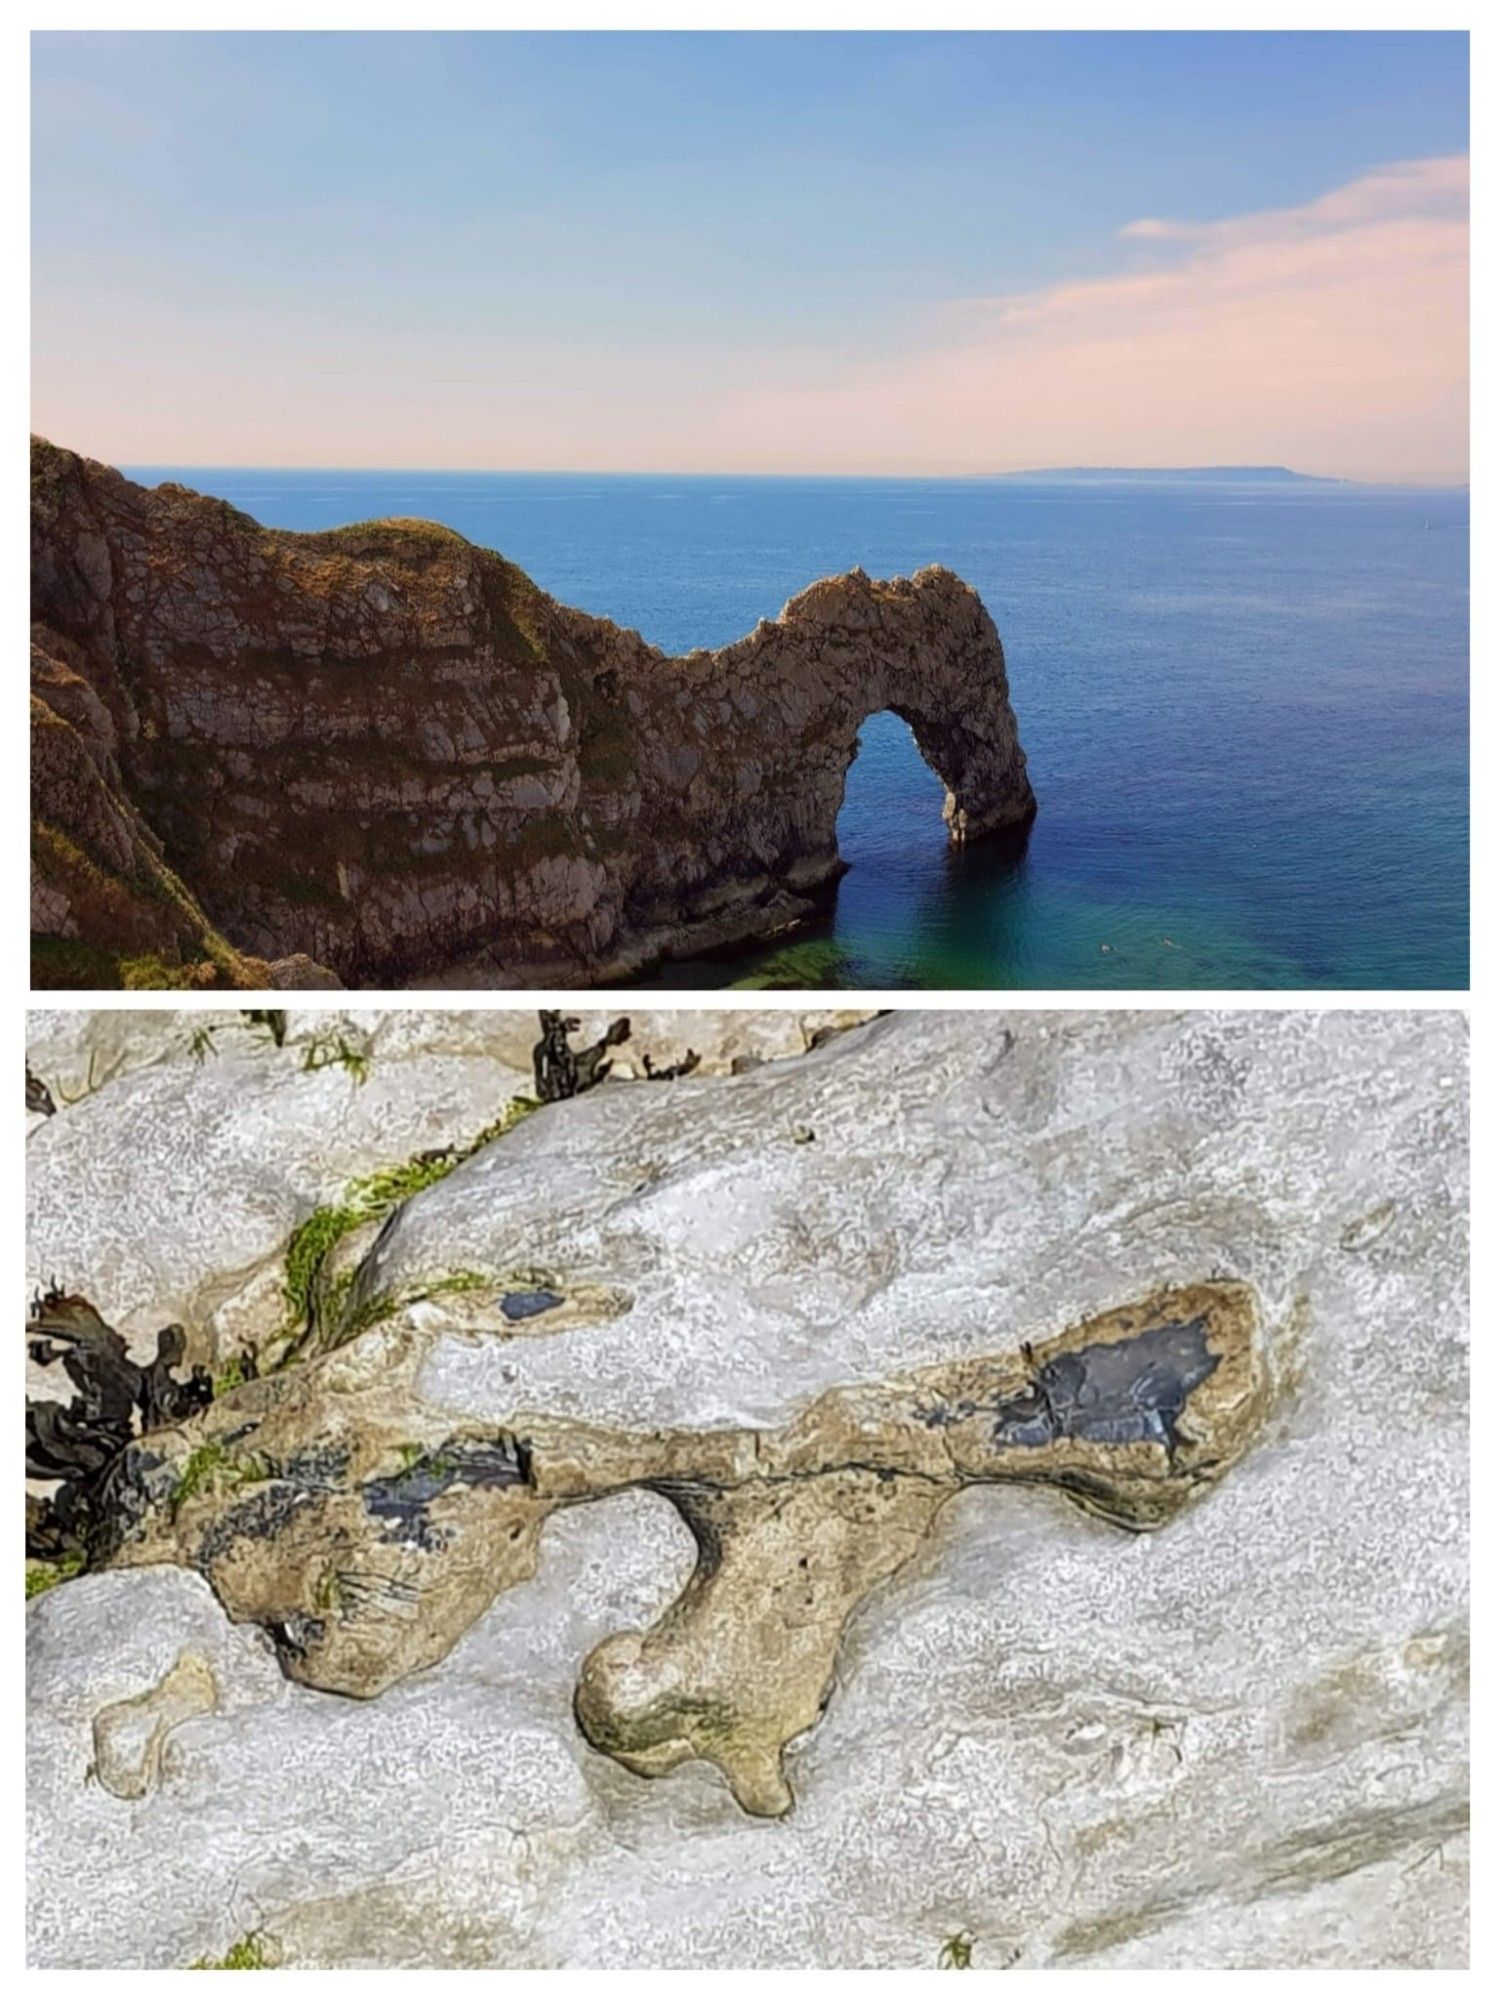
[{"xmin": 31, "ymin": 441, "xmax": 1035, "ymax": 987}]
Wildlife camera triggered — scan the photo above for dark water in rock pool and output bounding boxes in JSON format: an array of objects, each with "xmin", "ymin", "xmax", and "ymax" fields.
[{"xmin": 128, "ymin": 467, "xmax": 1469, "ymax": 990}]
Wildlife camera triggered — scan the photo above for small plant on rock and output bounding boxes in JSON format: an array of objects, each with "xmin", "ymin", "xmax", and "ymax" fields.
[{"xmin": 938, "ymin": 1931, "xmax": 975, "ymax": 1969}]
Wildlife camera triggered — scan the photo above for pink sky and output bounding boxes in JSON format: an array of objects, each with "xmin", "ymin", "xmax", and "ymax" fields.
[
  {"xmin": 697, "ymin": 154, "xmax": 1469, "ymax": 483},
  {"xmin": 33, "ymin": 154, "xmax": 1467, "ymax": 481}
]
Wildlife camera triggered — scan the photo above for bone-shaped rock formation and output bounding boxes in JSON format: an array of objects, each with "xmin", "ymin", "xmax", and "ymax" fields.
[
  {"xmin": 90, "ymin": 1650, "xmax": 218, "ymax": 1802},
  {"xmin": 31, "ymin": 440, "xmax": 1035, "ymax": 989},
  {"xmin": 101, "ymin": 1281, "xmax": 1266, "ymax": 1817}
]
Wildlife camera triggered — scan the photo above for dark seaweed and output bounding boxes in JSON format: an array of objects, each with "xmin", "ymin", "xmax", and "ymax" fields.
[
  {"xmin": 26, "ymin": 1292, "xmax": 212, "ymax": 1564},
  {"xmin": 241, "ymin": 1009, "xmax": 288, "ymax": 1047},
  {"xmin": 533, "ymin": 1011, "xmax": 631, "ymax": 1102},
  {"xmin": 990, "ymin": 1317, "xmax": 1219, "ymax": 1455},
  {"xmin": 641, "ymin": 1048, "xmax": 702, "ymax": 1082},
  {"xmin": 268, "ymin": 1614, "xmax": 326, "ymax": 1667}
]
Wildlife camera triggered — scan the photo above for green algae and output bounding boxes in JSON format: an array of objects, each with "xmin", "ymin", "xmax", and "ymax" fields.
[
  {"xmin": 25, "ymin": 1551, "xmax": 86, "ymax": 1601},
  {"xmin": 299, "ymin": 1030, "xmax": 371, "ymax": 1083},
  {"xmin": 275, "ymin": 1097, "xmax": 540, "ymax": 1359},
  {"xmin": 190, "ymin": 1933, "xmax": 270, "ymax": 1970},
  {"xmin": 169, "ymin": 1442, "xmax": 272, "ymax": 1517}
]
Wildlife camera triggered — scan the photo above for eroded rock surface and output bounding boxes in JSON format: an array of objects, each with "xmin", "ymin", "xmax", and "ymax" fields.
[
  {"xmin": 25, "ymin": 1006, "xmax": 870, "ymax": 1367},
  {"xmin": 97, "ymin": 1280, "xmax": 1266, "ymax": 1819},
  {"xmin": 31, "ymin": 440, "xmax": 1034, "ymax": 987},
  {"xmin": 26, "ymin": 1011, "xmax": 1469, "ymax": 1968},
  {"xmin": 91, "ymin": 1650, "xmax": 218, "ymax": 1801}
]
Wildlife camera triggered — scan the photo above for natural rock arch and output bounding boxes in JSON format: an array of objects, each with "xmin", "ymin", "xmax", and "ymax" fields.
[
  {"xmin": 31, "ymin": 443, "xmax": 1036, "ymax": 986},
  {"xmin": 833, "ymin": 698, "xmax": 1014, "ymax": 858}
]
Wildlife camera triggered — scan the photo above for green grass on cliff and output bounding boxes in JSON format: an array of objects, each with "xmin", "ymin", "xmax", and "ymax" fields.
[
  {"xmin": 575, "ymin": 705, "xmax": 637, "ymax": 785},
  {"xmin": 30, "ymin": 936, "xmax": 259, "ymax": 991},
  {"xmin": 31, "ymin": 813, "xmax": 271, "ymax": 992},
  {"xmin": 293, "ymin": 517, "xmax": 469, "ymax": 551}
]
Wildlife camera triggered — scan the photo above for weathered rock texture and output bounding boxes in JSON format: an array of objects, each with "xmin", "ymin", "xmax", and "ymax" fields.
[
  {"xmin": 27, "ymin": 1010, "xmax": 1468, "ymax": 1969},
  {"xmin": 94, "ymin": 1279, "xmax": 1267, "ymax": 1821},
  {"xmin": 31, "ymin": 440, "xmax": 1034, "ymax": 988},
  {"xmin": 25, "ymin": 1006, "xmax": 869, "ymax": 1365}
]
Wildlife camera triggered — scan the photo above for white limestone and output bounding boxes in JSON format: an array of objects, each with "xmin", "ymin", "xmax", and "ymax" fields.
[{"xmin": 26, "ymin": 1009, "xmax": 1468, "ymax": 1968}]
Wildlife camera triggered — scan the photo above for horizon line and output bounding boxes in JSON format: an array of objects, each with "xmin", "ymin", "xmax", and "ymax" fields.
[{"xmin": 102, "ymin": 457, "xmax": 1471, "ymax": 492}]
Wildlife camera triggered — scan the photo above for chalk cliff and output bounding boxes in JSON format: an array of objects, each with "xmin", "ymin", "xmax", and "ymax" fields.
[{"xmin": 31, "ymin": 441, "xmax": 1035, "ymax": 987}]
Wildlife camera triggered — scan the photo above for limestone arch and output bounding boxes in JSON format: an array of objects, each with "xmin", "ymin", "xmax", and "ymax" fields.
[{"xmin": 835, "ymin": 697, "xmax": 1035, "ymax": 853}]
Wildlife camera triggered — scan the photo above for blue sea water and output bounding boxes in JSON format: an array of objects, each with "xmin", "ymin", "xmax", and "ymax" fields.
[{"xmin": 126, "ymin": 466, "xmax": 1469, "ymax": 990}]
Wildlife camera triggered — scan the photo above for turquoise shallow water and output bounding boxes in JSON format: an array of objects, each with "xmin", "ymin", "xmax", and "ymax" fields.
[{"xmin": 128, "ymin": 467, "xmax": 1469, "ymax": 989}]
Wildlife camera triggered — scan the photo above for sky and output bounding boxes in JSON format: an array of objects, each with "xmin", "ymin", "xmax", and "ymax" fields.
[{"xmin": 31, "ymin": 31, "xmax": 1469, "ymax": 481}]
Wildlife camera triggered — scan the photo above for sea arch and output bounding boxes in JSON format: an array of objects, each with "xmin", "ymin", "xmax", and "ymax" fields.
[{"xmin": 29, "ymin": 442, "xmax": 1036, "ymax": 983}]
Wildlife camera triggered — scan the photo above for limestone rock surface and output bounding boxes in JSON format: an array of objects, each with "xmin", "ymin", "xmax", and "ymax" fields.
[
  {"xmin": 26, "ymin": 1010, "xmax": 1468, "ymax": 1967},
  {"xmin": 31, "ymin": 440, "xmax": 1034, "ymax": 988},
  {"xmin": 24, "ymin": 1007, "xmax": 868, "ymax": 1366}
]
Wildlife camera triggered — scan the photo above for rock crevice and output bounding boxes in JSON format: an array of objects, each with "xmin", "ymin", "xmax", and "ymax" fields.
[{"xmin": 30, "ymin": 441, "xmax": 1035, "ymax": 987}]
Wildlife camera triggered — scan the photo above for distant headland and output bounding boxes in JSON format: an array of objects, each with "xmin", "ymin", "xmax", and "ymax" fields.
[{"xmin": 991, "ymin": 465, "xmax": 1345, "ymax": 485}]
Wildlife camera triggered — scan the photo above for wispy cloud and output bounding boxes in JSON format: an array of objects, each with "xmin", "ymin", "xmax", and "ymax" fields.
[
  {"xmin": 32, "ymin": 155, "xmax": 1468, "ymax": 480},
  {"xmin": 1117, "ymin": 153, "xmax": 1467, "ymax": 246},
  {"xmin": 702, "ymin": 155, "xmax": 1468, "ymax": 481}
]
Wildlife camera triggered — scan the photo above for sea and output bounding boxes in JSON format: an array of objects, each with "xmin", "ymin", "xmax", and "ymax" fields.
[{"xmin": 125, "ymin": 466, "xmax": 1469, "ymax": 990}]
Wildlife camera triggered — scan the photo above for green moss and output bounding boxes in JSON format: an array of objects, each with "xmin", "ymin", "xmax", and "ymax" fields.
[
  {"xmin": 938, "ymin": 1932, "xmax": 975, "ymax": 1970},
  {"xmin": 32, "ymin": 820, "xmax": 107, "ymax": 890},
  {"xmin": 170, "ymin": 1442, "xmax": 225, "ymax": 1509},
  {"xmin": 190, "ymin": 1933, "xmax": 270, "ymax": 1970},
  {"xmin": 312, "ymin": 1567, "xmax": 345, "ymax": 1614},
  {"xmin": 119, "ymin": 954, "xmax": 217, "ymax": 991},
  {"xmin": 211, "ymin": 1355, "xmax": 248, "ymax": 1398},
  {"xmin": 334, "ymin": 1287, "xmax": 397, "ymax": 1340},
  {"xmin": 300, "ymin": 1031, "xmax": 371, "ymax": 1083},
  {"xmin": 170, "ymin": 1442, "xmax": 271, "ymax": 1516},
  {"xmin": 26, "ymin": 1551, "xmax": 85, "ymax": 1600},
  {"xmin": 505, "ymin": 810, "xmax": 575, "ymax": 871},
  {"xmin": 346, "ymin": 1268, "xmax": 496, "ymax": 1339},
  {"xmin": 274, "ymin": 1097, "xmax": 541, "ymax": 1359},
  {"xmin": 416, "ymin": 1269, "xmax": 493, "ymax": 1301},
  {"xmin": 293, "ymin": 517, "xmax": 469, "ymax": 552},
  {"xmin": 281, "ymin": 1202, "xmax": 365, "ymax": 1330},
  {"xmin": 344, "ymin": 1153, "xmax": 463, "ymax": 1209}
]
